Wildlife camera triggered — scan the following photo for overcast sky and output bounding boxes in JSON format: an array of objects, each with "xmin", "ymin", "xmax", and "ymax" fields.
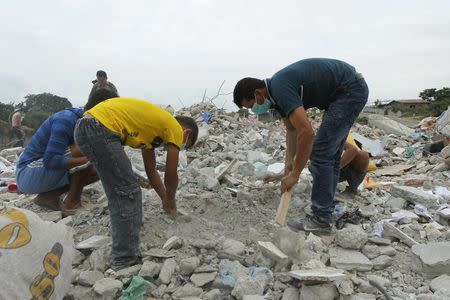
[{"xmin": 1, "ymin": 0, "xmax": 449, "ymax": 111}]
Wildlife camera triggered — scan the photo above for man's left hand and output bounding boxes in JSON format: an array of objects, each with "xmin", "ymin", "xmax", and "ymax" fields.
[{"xmin": 281, "ymin": 173, "xmax": 299, "ymax": 193}]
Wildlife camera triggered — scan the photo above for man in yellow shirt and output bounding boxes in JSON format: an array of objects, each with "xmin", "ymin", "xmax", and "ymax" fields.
[{"xmin": 74, "ymin": 98, "xmax": 198, "ymax": 270}]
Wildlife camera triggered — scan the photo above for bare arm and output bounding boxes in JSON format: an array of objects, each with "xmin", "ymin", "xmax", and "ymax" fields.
[
  {"xmin": 163, "ymin": 145, "xmax": 179, "ymax": 215},
  {"xmin": 340, "ymin": 142, "xmax": 358, "ymax": 168},
  {"xmin": 281, "ymin": 107, "xmax": 314, "ymax": 192},
  {"xmin": 283, "ymin": 117, "xmax": 297, "ymax": 175},
  {"xmin": 141, "ymin": 148, "xmax": 166, "ymax": 200}
]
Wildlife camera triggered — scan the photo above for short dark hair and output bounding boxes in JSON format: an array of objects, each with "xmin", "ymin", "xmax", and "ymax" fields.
[
  {"xmin": 96, "ymin": 70, "xmax": 107, "ymax": 78},
  {"xmin": 233, "ymin": 77, "xmax": 265, "ymax": 108},
  {"xmin": 84, "ymin": 88, "xmax": 118, "ymax": 110},
  {"xmin": 175, "ymin": 116, "xmax": 198, "ymax": 148}
]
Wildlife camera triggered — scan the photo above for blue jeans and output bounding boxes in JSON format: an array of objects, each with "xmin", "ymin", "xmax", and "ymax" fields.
[
  {"xmin": 74, "ymin": 117, "xmax": 142, "ymax": 266},
  {"xmin": 309, "ymin": 78, "xmax": 369, "ymax": 223},
  {"xmin": 16, "ymin": 151, "xmax": 71, "ymax": 194}
]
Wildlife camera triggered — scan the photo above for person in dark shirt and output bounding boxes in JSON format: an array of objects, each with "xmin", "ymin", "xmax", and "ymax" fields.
[{"xmin": 233, "ymin": 58, "xmax": 369, "ymax": 234}]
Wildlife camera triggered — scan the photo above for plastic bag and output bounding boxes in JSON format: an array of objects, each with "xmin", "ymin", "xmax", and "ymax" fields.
[{"xmin": 0, "ymin": 207, "xmax": 73, "ymax": 299}]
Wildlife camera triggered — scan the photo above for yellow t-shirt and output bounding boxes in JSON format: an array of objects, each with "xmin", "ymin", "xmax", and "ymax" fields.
[{"xmin": 86, "ymin": 98, "xmax": 183, "ymax": 150}]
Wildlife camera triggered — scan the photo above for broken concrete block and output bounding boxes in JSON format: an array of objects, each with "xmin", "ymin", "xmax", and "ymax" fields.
[
  {"xmin": 162, "ymin": 236, "xmax": 183, "ymax": 250},
  {"xmin": 371, "ymin": 255, "xmax": 393, "ymax": 270},
  {"xmin": 115, "ymin": 264, "xmax": 142, "ymax": 279},
  {"xmin": 242, "ymin": 296, "xmax": 266, "ymax": 300},
  {"xmin": 78, "ymin": 270, "xmax": 104, "ymax": 287},
  {"xmin": 329, "ymin": 248, "xmax": 373, "ymax": 272},
  {"xmin": 382, "ymin": 222, "xmax": 418, "ymax": 247},
  {"xmin": 57, "ymin": 216, "xmax": 73, "ymax": 226},
  {"xmin": 203, "ymin": 289, "xmax": 222, "ymax": 300},
  {"xmin": 412, "ymin": 242, "xmax": 450, "ymax": 277},
  {"xmin": 430, "ymin": 274, "xmax": 450, "ymax": 292},
  {"xmin": 345, "ymin": 294, "xmax": 376, "ymax": 300},
  {"xmin": 336, "ymin": 225, "xmax": 368, "ymax": 250},
  {"xmin": 281, "ymin": 287, "xmax": 299, "ymax": 300},
  {"xmin": 93, "ymin": 278, "xmax": 123, "ymax": 298},
  {"xmin": 221, "ymin": 238, "xmax": 246, "ymax": 256},
  {"xmin": 172, "ymin": 283, "xmax": 203, "ymax": 299},
  {"xmin": 231, "ymin": 276, "xmax": 264, "ymax": 300},
  {"xmin": 288, "ymin": 268, "xmax": 346, "ymax": 282},
  {"xmin": 75, "ymin": 235, "xmax": 110, "ymax": 250},
  {"xmin": 159, "ymin": 258, "xmax": 177, "ymax": 284},
  {"xmin": 272, "ymin": 227, "xmax": 307, "ymax": 261},
  {"xmin": 366, "ymin": 114, "xmax": 413, "ymax": 136},
  {"xmin": 390, "ymin": 186, "xmax": 438, "ymax": 208},
  {"xmin": 362, "ymin": 245, "xmax": 396, "ymax": 259},
  {"xmin": 180, "ymin": 257, "xmax": 201, "ymax": 275},
  {"xmin": 257, "ymin": 241, "xmax": 289, "ymax": 270},
  {"xmin": 38, "ymin": 211, "xmax": 62, "ymax": 222},
  {"xmin": 299, "ymin": 283, "xmax": 338, "ymax": 300},
  {"xmin": 139, "ymin": 261, "xmax": 161, "ymax": 277},
  {"xmin": 89, "ymin": 247, "xmax": 110, "ymax": 272},
  {"xmin": 190, "ymin": 272, "xmax": 217, "ymax": 287}
]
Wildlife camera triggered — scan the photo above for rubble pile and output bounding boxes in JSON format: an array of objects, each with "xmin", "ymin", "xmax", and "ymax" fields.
[{"xmin": 1, "ymin": 103, "xmax": 450, "ymax": 300}]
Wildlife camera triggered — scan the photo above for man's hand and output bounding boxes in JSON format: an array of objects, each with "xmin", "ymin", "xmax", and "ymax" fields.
[
  {"xmin": 281, "ymin": 173, "xmax": 299, "ymax": 192},
  {"xmin": 162, "ymin": 197, "xmax": 177, "ymax": 216}
]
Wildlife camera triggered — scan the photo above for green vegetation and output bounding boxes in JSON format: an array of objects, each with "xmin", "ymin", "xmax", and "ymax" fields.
[
  {"xmin": 420, "ymin": 87, "xmax": 450, "ymax": 116},
  {"xmin": 0, "ymin": 93, "xmax": 72, "ymax": 148}
]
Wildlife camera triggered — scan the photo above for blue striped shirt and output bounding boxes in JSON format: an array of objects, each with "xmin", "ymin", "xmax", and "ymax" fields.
[{"xmin": 18, "ymin": 108, "xmax": 83, "ymax": 170}]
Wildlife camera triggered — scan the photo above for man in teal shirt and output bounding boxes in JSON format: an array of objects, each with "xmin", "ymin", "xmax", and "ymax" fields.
[{"xmin": 233, "ymin": 58, "xmax": 369, "ymax": 234}]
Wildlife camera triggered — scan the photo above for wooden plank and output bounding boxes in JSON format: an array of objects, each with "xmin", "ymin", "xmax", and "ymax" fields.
[{"xmin": 275, "ymin": 190, "xmax": 293, "ymax": 225}]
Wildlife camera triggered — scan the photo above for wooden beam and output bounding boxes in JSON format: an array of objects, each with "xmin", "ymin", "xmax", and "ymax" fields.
[{"xmin": 275, "ymin": 190, "xmax": 293, "ymax": 225}]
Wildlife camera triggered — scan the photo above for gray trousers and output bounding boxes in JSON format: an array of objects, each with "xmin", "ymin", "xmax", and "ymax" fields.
[{"xmin": 74, "ymin": 117, "xmax": 142, "ymax": 266}]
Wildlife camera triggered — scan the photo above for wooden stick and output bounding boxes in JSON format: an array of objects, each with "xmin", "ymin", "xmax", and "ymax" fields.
[{"xmin": 275, "ymin": 190, "xmax": 293, "ymax": 225}]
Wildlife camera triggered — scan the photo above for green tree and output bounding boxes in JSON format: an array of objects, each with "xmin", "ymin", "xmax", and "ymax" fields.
[
  {"xmin": 23, "ymin": 93, "xmax": 72, "ymax": 114},
  {"xmin": 0, "ymin": 102, "xmax": 14, "ymax": 123},
  {"xmin": 419, "ymin": 88, "xmax": 437, "ymax": 101},
  {"xmin": 420, "ymin": 87, "xmax": 450, "ymax": 116},
  {"xmin": 22, "ymin": 110, "xmax": 52, "ymax": 129}
]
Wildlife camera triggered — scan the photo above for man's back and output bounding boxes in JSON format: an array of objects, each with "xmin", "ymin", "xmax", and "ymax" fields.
[{"xmin": 18, "ymin": 108, "xmax": 83, "ymax": 169}]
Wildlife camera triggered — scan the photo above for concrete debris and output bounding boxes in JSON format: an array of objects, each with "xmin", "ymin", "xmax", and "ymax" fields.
[
  {"xmin": 390, "ymin": 185, "xmax": 439, "ymax": 208},
  {"xmin": 190, "ymin": 272, "xmax": 217, "ymax": 287},
  {"xmin": 429, "ymin": 274, "xmax": 450, "ymax": 292},
  {"xmin": 336, "ymin": 225, "xmax": 368, "ymax": 250},
  {"xmin": 329, "ymin": 248, "xmax": 373, "ymax": 271},
  {"xmin": 231, "ymin": 276, "xmax": 264, "ymax": 300},
  {"xmin": 78, "ymin": 270, "xmax": 104, "ymax": 287},
  {"xmin": 159, "ymin": 258, "xmax": 177, "ymax": 284},
  {"xmin": 75, "ymin": 235, "xmax": 110, "ymax": 250},
  {"xmin": 288, "ymin": 268, "xmax": 346, "ymax": 282},
  {"xmin": 257, "ymin": 241, "xmax": 289, "ymax": 270},
  {"xmin": 138, "ymin": 260, "xmax": 161, "ymax": 277},
  {"xmin": 3, "ymin": 106, "xmax": 450, "ymax": 299},
  {"xmin": 299, "ymin": 283, "xmax": 339, "ymax": 300},
  {"xmin": 93, "ymin": 278, "xmax": 123, "ymax": 298},
  {"xmin": 412, "ymin": 242, "xmax": 450, "ymax": 277},
  {"xmin": 162, "ymin": 235, "xmax": 183, "ymax": 250}
]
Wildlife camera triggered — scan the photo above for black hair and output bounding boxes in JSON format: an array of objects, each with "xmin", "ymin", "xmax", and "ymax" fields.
[
  {"xmin": 84, "ymin": 88, "xmax": 118, "ymax": 110},
  {"xmin": 175, "ymin": 116, "xmax": 198, "ymax": 148},
  {"xmin": 96, "ymin": 70, "xmax": 107, "ymax": 78},
  {"xmin": 233, "ymin": 77, "xmax": 265, "ymax": 108}
]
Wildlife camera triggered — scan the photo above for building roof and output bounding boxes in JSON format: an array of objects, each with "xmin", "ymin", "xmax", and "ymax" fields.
[{"xmin": 391, "ymin": 99, "xmax": 429, "ymax": 105}]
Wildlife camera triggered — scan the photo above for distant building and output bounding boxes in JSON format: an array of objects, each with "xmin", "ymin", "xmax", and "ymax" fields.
[{"xmin": 365, "ymin": 99, "xmax": 430, "ymax": 116}]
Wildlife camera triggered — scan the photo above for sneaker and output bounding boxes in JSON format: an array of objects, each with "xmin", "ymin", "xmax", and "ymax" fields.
[
  {"xmin": 110, "ymin": 257, "xmax": 142, "ymax": 271},
  {"xmin": 287, "ymin": 215, "xmax": 332, "ymax": 235}
]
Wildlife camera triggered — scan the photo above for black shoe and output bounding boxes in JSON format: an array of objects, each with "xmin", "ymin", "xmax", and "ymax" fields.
[
  {"xmin": 287, "ymin": 215, "xmax": 332, "ymax": 235},
  {"xmin": 110, "ymin": 256, "xmax": 142, "ymax": 271}
]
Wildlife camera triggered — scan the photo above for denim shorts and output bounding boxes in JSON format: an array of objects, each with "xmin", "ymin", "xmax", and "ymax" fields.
[{"xmin": 16, "ymin": 151, "xmax": 71, "ymax": 194}]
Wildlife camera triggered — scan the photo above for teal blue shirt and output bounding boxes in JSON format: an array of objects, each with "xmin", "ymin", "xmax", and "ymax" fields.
[{"xmin": 267, "ymin": 58, "xmax": 359, "ymax": 117}]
